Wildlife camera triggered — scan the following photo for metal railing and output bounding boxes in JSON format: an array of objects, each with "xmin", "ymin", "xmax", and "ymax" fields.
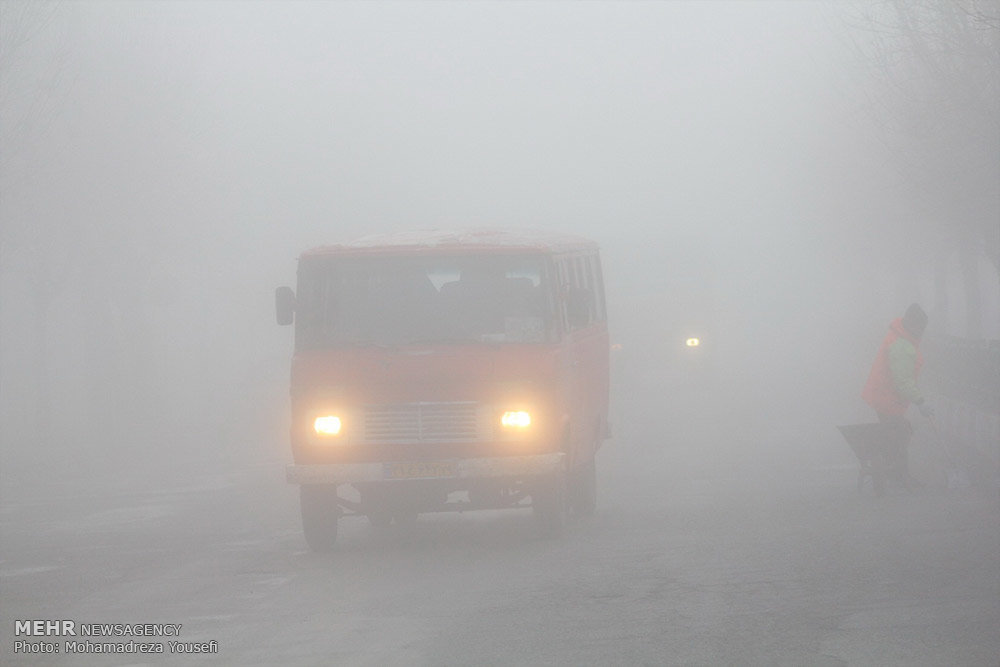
[
  {"xmin": 927, "ymin": 336, "xmax": 999, "ymax": 415},
  {"xmin": 926, "ymin": 336, "xmax": 1000, "ymax": 473}
]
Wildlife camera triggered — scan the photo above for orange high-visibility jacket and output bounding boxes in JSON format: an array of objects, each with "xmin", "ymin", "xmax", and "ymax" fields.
[{"xmin": 862, "ymin": 318, "xmax": 924, "ymax": 416}]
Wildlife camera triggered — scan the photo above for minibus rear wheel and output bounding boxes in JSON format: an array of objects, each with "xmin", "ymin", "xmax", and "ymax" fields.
[{"xmin": 300, "ymin": 484, "xmax": 339, "ymax": 552}]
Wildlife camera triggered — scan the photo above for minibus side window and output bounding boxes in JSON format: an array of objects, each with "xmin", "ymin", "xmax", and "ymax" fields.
[
  {"xmin": 599, "ymin": 256, "xmax": 607, "ymax": 320},
  {"xmin": 555, "ymin": 259, "xmax": 569, "ymax": 333},
  {"xmin": 588, "ymin": 254, "xmax": 606, "ymax": 322},
  {"xmin": 580, "ymin": 255, "xmax": 595, "ymax": 323},
  {"xmin": 564, "ymin": 254, "xmax": 596, "ymax": 331}
]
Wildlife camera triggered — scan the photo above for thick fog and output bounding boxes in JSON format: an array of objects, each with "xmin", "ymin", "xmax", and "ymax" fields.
[{"xmin": 2, "ymin": 1, "xmax": 998, "ymax": 664}]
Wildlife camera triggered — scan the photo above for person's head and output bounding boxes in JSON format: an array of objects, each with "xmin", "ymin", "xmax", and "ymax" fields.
[{"xmin": 902, "ymin": 303, "xmax": 928, "ymax": 339}]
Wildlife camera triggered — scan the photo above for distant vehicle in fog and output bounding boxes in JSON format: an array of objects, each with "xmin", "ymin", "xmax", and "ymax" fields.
[
  {"xmin": 614, "ymin": 276, "xmax": 719, "ymax": 393},
  {"xmin": 276, "ymin": 229, "xmax": 610, "ymax": 550}
]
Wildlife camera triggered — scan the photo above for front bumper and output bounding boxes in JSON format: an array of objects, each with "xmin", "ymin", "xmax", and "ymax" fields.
[{"xmin": 286, "ymin": 453, "xmax": 566, "ymax": 485}]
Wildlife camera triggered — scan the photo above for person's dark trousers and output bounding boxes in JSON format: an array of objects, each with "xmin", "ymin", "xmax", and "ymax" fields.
[{"xmin": 877, "ymin": 412, "xmax": 913, "ymax": 489}]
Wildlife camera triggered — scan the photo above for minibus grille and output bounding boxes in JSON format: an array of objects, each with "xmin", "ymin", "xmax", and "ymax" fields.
[{"xmin": 364, "ymin": 402, "xmax": 482, "ymax": 443}]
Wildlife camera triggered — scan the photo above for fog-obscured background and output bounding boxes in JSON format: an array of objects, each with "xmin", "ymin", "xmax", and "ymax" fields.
[{"xmin": 2, "ymin": 1, "xmax": 998, "ymax": 497}]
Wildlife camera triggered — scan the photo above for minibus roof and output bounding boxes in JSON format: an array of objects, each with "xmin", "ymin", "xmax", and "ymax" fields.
[{"xmin": 301, "ymin": 229, "xmax": 599, "ymax": 258}]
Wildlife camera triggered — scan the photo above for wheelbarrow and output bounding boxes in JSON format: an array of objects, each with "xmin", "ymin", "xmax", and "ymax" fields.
[{"xmin": 837, "ymin": 422, "xmax": 912, "ymax": 496}]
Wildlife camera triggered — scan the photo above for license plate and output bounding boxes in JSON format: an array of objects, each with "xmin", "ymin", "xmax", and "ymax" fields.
[{"xmin": 383, "ymin": 461, "xmax": 456, "ymax": 480}]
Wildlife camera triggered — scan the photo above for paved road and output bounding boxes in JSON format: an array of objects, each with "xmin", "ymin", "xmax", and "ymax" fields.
[{"xmin": 2, "ymin": 405, "xmax": 998, "ymax": 666}]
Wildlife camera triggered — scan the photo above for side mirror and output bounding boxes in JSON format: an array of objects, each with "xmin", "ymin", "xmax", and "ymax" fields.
[
  {"xmin": 566, "ymin": 286, "xmax": 592, "ymax": 329},
  {"xmin": 275, "ymin": 286, "xmax": 295, "ymax": 326}
]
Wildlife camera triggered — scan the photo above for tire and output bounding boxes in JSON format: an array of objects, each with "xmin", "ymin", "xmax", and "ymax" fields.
[
  {"xmin": 571, "ymin": 457, "xmax": 597, "ymax": 517},
  {"xmin": 367, "ymin": 511, "xmax": 392, "ymax": 531},
  {"xmin": 533, "ymin": 472, "xmax": 568, "ymax": 534},
  {"xmin": 873, "ymin": 471, "xmax": 886, "ymax": 497},
  {"xmin": 872, "ymin": 450, "xmax": 890, "ymax": 497},
  {"xmin": 300, "ymin": 484, "xmax": 339, "ymax": 552},
  {"xmin": 872, "ymin": 455, "xmax": 886, "ymax": 497}
]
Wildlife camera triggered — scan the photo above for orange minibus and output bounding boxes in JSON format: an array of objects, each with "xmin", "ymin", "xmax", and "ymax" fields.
[{"xmin": 276, "ymin": 229, "xmax": 609, "ymax": 550}]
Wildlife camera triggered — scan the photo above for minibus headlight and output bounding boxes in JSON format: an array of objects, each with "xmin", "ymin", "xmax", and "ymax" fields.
[
  {"xmin": 501, "ymin": 411, "xmax": 532, "ymax": 429},
  {"xmin": 685, "ymin": 337, "xmax": 700, "ymax": 348},
  {"xmin": 313, "ymin": 415, "xmax": 343, "ymax": 436}
]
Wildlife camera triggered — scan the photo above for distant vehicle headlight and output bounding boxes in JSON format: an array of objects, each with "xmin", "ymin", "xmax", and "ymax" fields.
[
  {"xmin": 313, "ymin": 415, "xmax": 343, "ymax": 436},
  {"xmin": 685, "ymin": 338, "xmax": 701, "ymax": 348},
  {"xmin": 500, "ymin": 411, "xmax": 531, "ymax": 429}
]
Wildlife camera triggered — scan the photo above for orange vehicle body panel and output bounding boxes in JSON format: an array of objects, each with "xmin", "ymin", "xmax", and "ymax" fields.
[
  {"xmin": 290, "ymin": 344, "xmax": 572, "ymax": 464},
  {"xmin": 284, "ymin": 229, "xmax": 609, "ymax": 490}
]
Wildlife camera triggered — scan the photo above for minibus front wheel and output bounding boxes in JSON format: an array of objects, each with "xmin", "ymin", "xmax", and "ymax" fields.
[
  {"xmin": 571, "ymin": 456, "xmax": 597, "ymax": 517},
  {"xmin": 300, "ymin": 484, "xmax": 340, "ymax": 552},
  {"xmin": 532, "ymin": 472, "xmax": 568, "ymax": 534}
]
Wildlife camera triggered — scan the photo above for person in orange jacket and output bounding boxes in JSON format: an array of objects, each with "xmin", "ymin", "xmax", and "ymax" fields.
[{"xmin": 862, "ymin": 303, "xmax": 931, "ymax": 488}]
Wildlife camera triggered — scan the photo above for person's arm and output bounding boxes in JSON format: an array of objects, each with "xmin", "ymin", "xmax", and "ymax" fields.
[{"xmin": 888, "ymin": 338, "xmax": 923, "ymax": 404}]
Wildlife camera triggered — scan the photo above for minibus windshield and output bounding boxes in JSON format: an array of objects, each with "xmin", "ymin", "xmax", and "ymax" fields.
[{"xmin": 295, "ymin": 255, "xmax": 553, "ymax": 347}]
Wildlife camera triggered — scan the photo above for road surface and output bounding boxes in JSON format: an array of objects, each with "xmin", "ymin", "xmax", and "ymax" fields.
[{"xmin": 2, "ymin": 399, "xmax": 998, "ymax": 665}]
